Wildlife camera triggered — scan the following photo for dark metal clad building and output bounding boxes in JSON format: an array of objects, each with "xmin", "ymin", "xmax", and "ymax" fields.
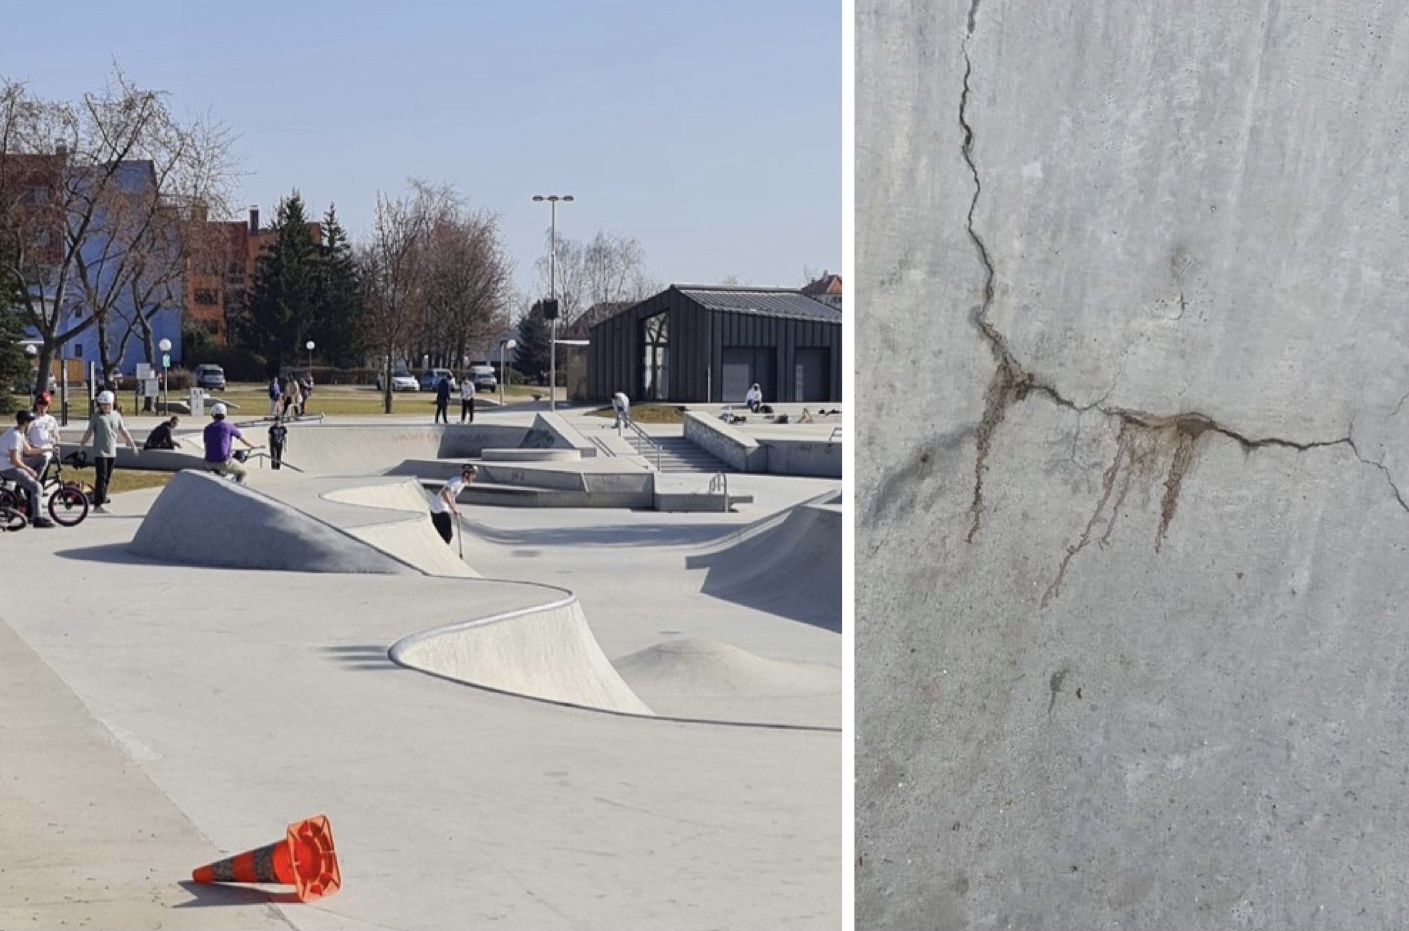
[{"xmin": 586, "ymin": 285, "xmax": 843, "ymax": 404}]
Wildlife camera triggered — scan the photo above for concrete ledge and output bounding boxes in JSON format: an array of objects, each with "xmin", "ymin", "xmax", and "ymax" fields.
[
  {"xmin": 683, "ymin": 412, "xmax": 766, "ymax": 472},
  {"xmin": 522, "ymin": 412, "xmax": 598, "ymax": 458},
  {"xmin": 481, "ymin": 448, "xmax": 582, "ymax": 462},
  {"xmin": 758, "ymin": 438, "xmax": 843, "ymax": 478}
]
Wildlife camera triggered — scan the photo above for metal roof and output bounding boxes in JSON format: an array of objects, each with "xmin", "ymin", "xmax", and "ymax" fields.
[{"xmin": 675, "ymin": 287, "xmax": 841, "ymax": 322}]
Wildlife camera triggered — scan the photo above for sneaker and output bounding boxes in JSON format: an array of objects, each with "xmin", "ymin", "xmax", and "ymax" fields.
[
  {"xmin": 31, "ymin": 517, "xmax": 55, "ymax": 528},
  {"xmin": 93, "ymin": 504, "xmax": 110, "ymax": 514}
]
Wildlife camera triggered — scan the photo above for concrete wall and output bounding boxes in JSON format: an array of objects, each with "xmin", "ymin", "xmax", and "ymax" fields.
[
  {"xmin": 856, "ymin": 2, "xmax": 1409, "ymax": 929},
  {"xmin": 528, "ymin": 412, "xmax": 598, "ymax": 458},
  {"xmin": 759, "ymin": 438, "xmax": 843, "ymax": 478},
  {"xmin": 683, "ymin": 412, "xmax": 765, "ymax": 472}
]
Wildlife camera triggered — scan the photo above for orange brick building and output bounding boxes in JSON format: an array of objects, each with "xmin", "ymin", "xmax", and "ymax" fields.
[{"xmin": 184, "ymin": 206, "xmax": 321, "ymax": 345}]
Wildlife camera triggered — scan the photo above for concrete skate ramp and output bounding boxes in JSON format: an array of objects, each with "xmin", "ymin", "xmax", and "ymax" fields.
[
  {"xmin": 857, "ymin": 2, "xmax": 1409, "ymax": 928},
  {"xmin": 615, "ymin": 639, "xmax": 840, "ymax": 728},
  {"xmin": 130, "ymin": 471, "xmax": 418, "ymax": 574},
  {"xmin": 275, "ymin": 423, "xmax": 524, "ymax": 475},
  {"xmin": 321, "ymin": 480, "xmax": 479, "ymax": 578},
  {"xmin": 686, "ymin": 497, "xmax": 842, "ymax": 631},
  {"xmin": 390, "ymin": 596, "xmax": 654, "ymax": 716}
]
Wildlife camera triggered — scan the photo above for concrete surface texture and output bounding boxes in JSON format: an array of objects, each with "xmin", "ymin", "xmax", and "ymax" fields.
[
  {"xmin": 856, "ymin": 2, "xmax": 1409, "ymax": 929},
  {"xmin": 1, "ymin": 411, "xmax": 841, "ymax": 930}
]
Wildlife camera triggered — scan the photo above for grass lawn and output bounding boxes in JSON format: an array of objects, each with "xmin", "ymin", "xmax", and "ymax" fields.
[
  {"xmin": 211, "ymin": 383, "xmax": 547, "ymax": 417},
  {"xmin": 586, "ymin": 404, "xmax": 684, "ymax": 424},
  {"xmin": 62, "ymin": 466, "xmax": 174, "ymax": 497}
]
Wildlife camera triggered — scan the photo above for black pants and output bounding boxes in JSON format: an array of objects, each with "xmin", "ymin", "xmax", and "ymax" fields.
[
  {"xmin": 270, "ymin": 441, "xmax": 284, "ymax": 470},
  {"xmin": 93, "ymin": 456, "xmax": 115, "ymax": 505},
  {"xmin": 430, "ymin": 510, "xmax": 453, "ymax": 544},
  {"xmin": 460, "ymin": 398, "xmax": 474, "ymax": 423},
  {"xmin": 434, "ymin": 401, "xmax": 449, "ymax": 424}
]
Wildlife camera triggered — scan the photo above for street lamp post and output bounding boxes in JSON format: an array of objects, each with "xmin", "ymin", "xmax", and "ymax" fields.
[
  {"xmin": 532, "ymin": 193, "xmax": 573, "ymax": 412},
  {"xmin": 305, "ymin": 340, "xmax": 315, "ymax": 373},
  {"xmin": 157, "ymin": 338, "xmax": 172, "ymax": 415},
  {"xmin": 499, "ymin": 338, "xmax": 517, "ymax": 409},
  {"xmin": 23, "ymin": 345, "xmax": 37, "ymax": 402}
]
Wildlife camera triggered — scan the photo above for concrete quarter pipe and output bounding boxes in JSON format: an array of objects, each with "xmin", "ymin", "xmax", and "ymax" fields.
[{"xmin": 857, "ymin": 2, "xmax": 1409, "ymax": 929}]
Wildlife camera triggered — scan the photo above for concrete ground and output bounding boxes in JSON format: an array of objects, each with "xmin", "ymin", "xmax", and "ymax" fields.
[{"xmin": 0, "ymin": 408, "xmax": 842, "ymax": 930}]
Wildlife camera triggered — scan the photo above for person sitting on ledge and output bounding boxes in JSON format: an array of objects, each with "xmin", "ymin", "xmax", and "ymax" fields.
[{"xmin": 143, "ymin": 415, "xmax": 181, "ymax": 450}]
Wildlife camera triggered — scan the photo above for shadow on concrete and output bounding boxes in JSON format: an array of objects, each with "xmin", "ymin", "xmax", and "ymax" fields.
[
  {"xmin": 317, "ymin": 644, "xmax": 400, "ymax": 671},
  {"xmin": 54, "ymin": 542, "xmax": 163, "ymax": 566},
  {"xmin": 687, "ymin": 559, "xmax": 842, "ymax": 633},
  {"xmin": 173, "ymin": 879, "xmax": 299, "ymax": 907},
  {"xmin": 467, "ymin": 522, "xmax": 736, "ymax": 549}
]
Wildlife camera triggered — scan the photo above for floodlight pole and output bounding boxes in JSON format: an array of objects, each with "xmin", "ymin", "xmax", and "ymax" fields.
[{"xmin": 532, "ymin": 193, "xmax": 573, "ymax": 412}]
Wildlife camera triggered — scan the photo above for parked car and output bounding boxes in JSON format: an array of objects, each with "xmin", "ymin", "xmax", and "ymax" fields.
[
  {"xmin": 193, "ymin": 364, "xmax": 226, "ymax": 392},
  {"xmin": 376, "ymin": 369, "xmax": 419, "ymax": 392},
  {"xmin": 418, "ymin": 368, "xmax": 458, "ymax": 392},
  {"xmin": 468, "ymin": 364, "xmax": 497, "ymax": 393}
]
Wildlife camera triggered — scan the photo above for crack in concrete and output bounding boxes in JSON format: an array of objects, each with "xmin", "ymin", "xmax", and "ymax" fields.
[
  {"xmin": 1392, "ymin": 387, "xmax": 1409, "ymax": 419},
  {"xmin": 942, "ymin": 20, "xmax": 1407, "ymax": 582},
  {"xmin": 1348, "ymin": 436, "xmax": 1409, "ymax": 514}
]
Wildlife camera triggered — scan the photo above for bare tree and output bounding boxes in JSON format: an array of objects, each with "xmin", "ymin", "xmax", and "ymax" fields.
[
  {"xmin": 535, "ymin": 229, "xmax": 655, "ymax": 324},
  {"xmin": 0, "ymin": 67, "xmax": 234, "ymax": 392},
  {"xmin": 358, "ymin": 185, "xmax": 444, "ymax": 413},
  {"xmin": 420, "ymin": 210, "xmax": 513, "ymax": 369}
]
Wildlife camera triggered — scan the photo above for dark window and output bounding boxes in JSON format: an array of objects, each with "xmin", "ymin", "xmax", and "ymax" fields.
[
  {"xmin": 641, "ymin": 312, "xmax": 669, "ymax": 400},
  {"xmin": 194, "ymin": 289, "xmax": 218, "ymax": 305},
  {"xmin": 722, "ymin": 347, "xmax": 775, "ymax": 402},
  {"xmin": 793, "ymin": 348, "xmax": 830, "ymax": 401}
]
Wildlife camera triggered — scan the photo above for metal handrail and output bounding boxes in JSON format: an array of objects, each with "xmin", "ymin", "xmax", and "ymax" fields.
[
  {"xmin": 708, "ymin": 471, "xmax": 730, "ymax": 512},
  {"xmin": 620, "ymin": 419, "xmax": 664, "ymax": 471}
]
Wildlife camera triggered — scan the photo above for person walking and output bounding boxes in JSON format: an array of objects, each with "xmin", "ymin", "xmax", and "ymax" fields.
[
  {"xmin": 77, "ymin": 390, "xmax": 139, "ymax": 513},
  {"xmin": 283, "ymin": 377, "xmax": 303, "ymax": 421},
  {"xmin": 458, "ymin": 376, "xmax": 475, "ymax": 423},
  {"xmin": 434, "ymin": 374, "xmax": 452, "ymax": 424},
  {"xmin": 429, "ymin": 464, "xmax": 477, "ymax": 544},
  {"xmin": 202, "ymin": 402, "xmax": 259, "ymax": 483},
  {"xmin": 268, "ymin": 416, "xmax": 288, "ymax": 470},
  {"xmin": 143, "ymin": 416, "xmax": 181, "ymax": 450},
  {"xmin": 267, "ymin": 376, "xmax": 282, "ymax": 418},
  {"xmin": 2, "ymin": 411, "xmax": 55, "ymax": 528},
  {"xmin": 612, "ymin": 390, "xmax": 632, "ymax": 430}
]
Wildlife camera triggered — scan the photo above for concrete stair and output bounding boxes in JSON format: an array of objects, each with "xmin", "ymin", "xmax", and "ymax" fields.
[{"xmin": 625, "ymin": 433, "xmax": 734, "ymax": 473}]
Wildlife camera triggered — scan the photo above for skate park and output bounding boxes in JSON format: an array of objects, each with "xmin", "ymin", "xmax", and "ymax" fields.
[{"xmin": 0, "ymin": 400, "xmax": 843, "ymax": 930}]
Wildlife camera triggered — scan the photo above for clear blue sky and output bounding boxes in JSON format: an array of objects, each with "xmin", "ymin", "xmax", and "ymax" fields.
[{"xmin": 2, "ymin": 0, "xmax": 841, "ymax": 300}]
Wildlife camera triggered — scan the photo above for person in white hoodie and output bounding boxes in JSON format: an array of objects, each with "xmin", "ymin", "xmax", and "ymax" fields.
[{"xmin": 612, "ymin": 391, "xmax": 632, "ymax": 430}]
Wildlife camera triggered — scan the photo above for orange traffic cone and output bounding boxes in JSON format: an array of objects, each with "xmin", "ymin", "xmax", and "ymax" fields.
[{"xmin": 192, "ymin": 814, "xmax": 340, "ymax": 902}]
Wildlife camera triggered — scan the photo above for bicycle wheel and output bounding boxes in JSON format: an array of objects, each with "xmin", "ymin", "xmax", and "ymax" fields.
[
  {"xmin": 48, "ymin": 485, "xmax": 89, "ymax": 526},
  {"xmin": 0, "ymin": 488, "xmax": 23, "ymax": 514},
  {"xmin": 0, "ymin": 506, "xmax": 25, "ymax": 532}
]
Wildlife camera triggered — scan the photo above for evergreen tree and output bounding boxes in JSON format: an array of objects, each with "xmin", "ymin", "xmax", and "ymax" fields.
[
  {"xmin": 243, "ymin": 191, "xmax": 320, "ymax": 372},
  {"xmin": 0, "ymin": 308, "xmax": 27, "ymax": 414},
  {"xmin": 312, "ymin": 205, "xmax": 363, "ymax": 368},
  {"xmin": 515, "ymin": 301, "xmax": 553, "ymax": 385},
  {"xmin": 0, "ymin": 239, "xmax": 30, "ymax": 412}
]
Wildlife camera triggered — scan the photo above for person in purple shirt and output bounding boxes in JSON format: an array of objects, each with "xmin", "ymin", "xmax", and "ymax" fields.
[{"xmin": 202, "ymin": 403, "xmax": 260, "ymax": 483}]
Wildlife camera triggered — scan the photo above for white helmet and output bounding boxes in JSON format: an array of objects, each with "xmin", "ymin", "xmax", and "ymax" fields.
[
  {"xmin": 96, "ymin": 390, "xmax": 115, "ymax": 405},
  {"xmin": 211, "ymin": 402, "xmax": 228, "ymax": 417}
]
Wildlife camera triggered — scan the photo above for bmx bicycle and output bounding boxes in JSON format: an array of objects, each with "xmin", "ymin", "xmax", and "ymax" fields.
[
  {"xmin": 0, "ymin": 503, "xmax": 26, "ymax": 532},
  {"xmin": 0, "ymin": 449, "xmax": 92, "ymax": 526}
]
